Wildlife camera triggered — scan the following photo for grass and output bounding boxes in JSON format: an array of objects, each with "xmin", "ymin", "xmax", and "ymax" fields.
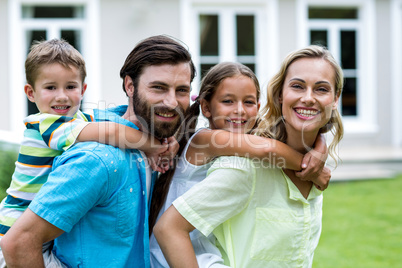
[
  {"xmin": 313, "ymin": 175, "xmax": 402, "ymax": 268},
  {"xmin": 0, "ymin": 142, "xmax": 18, "ymax": 200}
]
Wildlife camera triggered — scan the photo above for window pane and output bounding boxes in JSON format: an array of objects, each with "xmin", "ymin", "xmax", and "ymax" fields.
[
  {"xmin": 61, "ymin": 30, "xmax": 82, "ymax": 52},
  {"xmin": 243, "ymin": 63, "xmax": 255, "ymax": 73},
  {"xmin": 200, "ymin": 15, "xmax": 219, "ymax": 56},
  {"xmin": 22, "ymin": 6, "xmax": 84, "ymax": 18},
  {"xmin": 342, "ymin": 78, "xmax": 357, "ymax": 116},
  {"xmin": 310, "ymin": 30, "xmax": 328, "ymax": 47},
  {"xmin": 26, "ymin": 30, "xmax": 47, "ymax": 115},
  {"xmin": 236, "ymin": 15, "xmax": 255, "ymax": 56},
  {"xmin": 341, "ymin": 31, "xmax": 356, "ymax": 69},
  {"xmin": 309, "ymin": 7, "xmax": 358, "ymax": 19},
  {"xmin": 200, "ymin": 64, "xmax": 216, "ymax": 79}
]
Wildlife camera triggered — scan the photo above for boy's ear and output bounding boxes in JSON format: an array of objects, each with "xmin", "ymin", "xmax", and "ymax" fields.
[
  {"xmin": 124, "ymin": 76, "xmax": 135, "ymax": 97},
  {"xmin": 81, "ymin": 83, "xmax": 87, "ymax": 97},
  {"xmin": 200, "ymin": 99, "xmax": 211, "ymax": 118},
  {"xmin": 24, "ymin": 84, "xmax": 35, "ymax": 103}
]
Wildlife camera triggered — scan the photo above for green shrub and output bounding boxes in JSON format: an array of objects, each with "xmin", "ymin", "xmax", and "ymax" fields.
[{"xmin": 0, "ymin": 142, "xmax": 18, "ymax": 200}]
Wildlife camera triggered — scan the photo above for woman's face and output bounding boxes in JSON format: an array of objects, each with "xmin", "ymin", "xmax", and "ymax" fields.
[{"xmin": 281, "ymin": 57, "xmax": 339, "ymax": 136}]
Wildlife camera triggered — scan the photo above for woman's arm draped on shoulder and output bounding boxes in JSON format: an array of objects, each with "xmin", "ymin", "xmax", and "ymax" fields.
[
  {"xmin": 154, "ymin": 206, "xmax": 198, "ymax": 268},
  {"xmin": 191, "ymin": 129, "xmax": 303, "ymax": 170}
]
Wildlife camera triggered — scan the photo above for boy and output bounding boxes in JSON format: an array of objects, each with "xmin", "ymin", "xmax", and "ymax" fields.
[{"xmin": 0, "ymin": 39, "xmax": 172, "ymax": 267}]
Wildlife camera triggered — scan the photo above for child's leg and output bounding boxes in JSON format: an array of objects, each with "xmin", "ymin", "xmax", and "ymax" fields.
[
  {"xmin": 42, "ymin": 241, "xmax": 67, "ymax": 268},
  {"xmin": 0, "ymin": 236, "xmax": 6, "ymax": 268}
]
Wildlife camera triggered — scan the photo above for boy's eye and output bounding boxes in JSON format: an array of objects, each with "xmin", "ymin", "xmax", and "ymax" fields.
[
  {"xmin": 67, "ymin": 85, "xmax": 77, "ymax": 90},
  {"xmin": 46, "ymin": 86, "xmax": 56, "ymax": 90}
]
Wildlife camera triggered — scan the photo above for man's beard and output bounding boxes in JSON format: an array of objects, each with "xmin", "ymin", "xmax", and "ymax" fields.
[{"xmin": 132, "ymin": 92, "xmax": 186, "ymax": 139}]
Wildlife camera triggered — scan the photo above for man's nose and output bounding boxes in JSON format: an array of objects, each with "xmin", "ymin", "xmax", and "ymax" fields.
[{"xmin": 163, "ymin": 90, "xmax": 178, "ymax": 109}]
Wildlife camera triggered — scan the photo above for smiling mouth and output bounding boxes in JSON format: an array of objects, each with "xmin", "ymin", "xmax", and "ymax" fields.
[
  {"xmin": 155, "ymin": 111, "xmax": 176, "ymax": 118},
  {"xmin": 227, "ymin": 119, "xmax": 247, "ymax": 124},
  {"xmin": 52, "ymin": 106, "xmax": 70, "ymax": 110},
  {"xmin": 295, "ymin": 109, "xmax": 319, "ymax": 117}
]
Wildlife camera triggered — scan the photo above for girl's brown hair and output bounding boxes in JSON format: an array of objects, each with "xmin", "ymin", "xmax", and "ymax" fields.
[{"xmin": 149, "ymin": 62, "xmax": 260, "ymax": 234}]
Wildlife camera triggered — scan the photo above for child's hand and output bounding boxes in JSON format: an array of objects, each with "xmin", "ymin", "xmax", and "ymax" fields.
[
  {"xmin": 295, "ymin": 148, "xmax": 327, "ymax": 189},
  {"xmin": 158, "ymin": 137, "xmax": 179, "ymax": 171},
  {"xmin": 144, "ymin": 138, "xmax": 169, "ymax": 173},
  {"xmin": 312, "ymin": 167, "xmax": 332, "ymax": 191}
]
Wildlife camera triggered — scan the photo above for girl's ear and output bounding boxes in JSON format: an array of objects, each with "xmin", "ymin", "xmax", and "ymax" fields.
[
  {"xmin": 124, "ymin": 76, "xmax": 135, "ymax": 97},
  {"xmin": 24, "ymin": 84, "xmax": 36, "ymax": 103},
  {"xmin": 200, "ymin": 99, "xmax": 211, "ymax": 118}
]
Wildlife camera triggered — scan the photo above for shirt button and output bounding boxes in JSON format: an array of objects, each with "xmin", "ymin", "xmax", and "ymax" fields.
[
  {"xmin": 142, "ymin": 191, "xmax": 145, "ymax": 195},
  {"xmin": 130, "ymin": 188, "xmax": 133, "ymax": 193},
  {"xmin": 111, "ymin": 161, "xmax": 114, "ymax": 164},
  {"xmin": 138, "ymin": 158, "xmax": 143, "ymax": 162},
  {"xmin": 105, "ymin": 154, "xmax": 108, "ymax": 157}
]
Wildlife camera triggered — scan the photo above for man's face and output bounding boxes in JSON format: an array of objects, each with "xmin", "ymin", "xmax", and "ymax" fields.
[{"xmin": 132, "ymin": 63, "xmax": 191, "ymax": 138}]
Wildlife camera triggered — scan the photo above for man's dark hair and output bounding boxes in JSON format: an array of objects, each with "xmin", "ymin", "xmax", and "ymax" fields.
[{"xmin": 119, "ymin": 35, "xmax": 196, "ymax": 96}]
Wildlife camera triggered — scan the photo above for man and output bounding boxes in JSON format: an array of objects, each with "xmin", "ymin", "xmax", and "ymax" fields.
[{"xmin": 0, "ymin": 35, "xmax": 196, "ymax": 267}]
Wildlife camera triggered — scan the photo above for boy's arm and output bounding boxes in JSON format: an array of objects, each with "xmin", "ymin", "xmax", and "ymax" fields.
[
  {"xmin": 295, "ymin": 134, "xmax": 329, "ymax": 190},
  {"xmin": 154, "ymin": 206, "xmax": 198, "ymax": 268},
  {"xmin": 0, "ymin": 209, "xmax": 64, "ymax": 268},
  {"xmin": 193, "ymin": 129, "xmax": 303, "ymax": 170}
]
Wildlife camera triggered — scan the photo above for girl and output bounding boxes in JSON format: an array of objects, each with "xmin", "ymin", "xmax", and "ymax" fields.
[
  {"xmin": 154, "ymin": 46, "xmax": 343, "ymax": 267},
  {"xmin": 149, "ymin": 61, "xmax": 330, "ymax": 267}
]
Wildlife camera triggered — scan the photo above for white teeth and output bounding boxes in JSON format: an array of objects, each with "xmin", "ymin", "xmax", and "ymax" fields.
[
  {"xmin": 157, "ymin": 112, "xmax": 174, "ymax": 118},
  {"xmin": 229, "ymin": 119, "xmax": 246, "ymax": 124},
  {"xmin": 296, "ymin": 109, "xmax": 318, "ymax": 117},
  {"xmin": 53, "ymin": 106, "xmax": 68, "ymax": 110}
]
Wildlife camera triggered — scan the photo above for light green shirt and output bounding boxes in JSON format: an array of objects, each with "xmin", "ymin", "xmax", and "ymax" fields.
[{"xmin": 173, "ymin": 156, "xmax": 323, "ymax": 268}]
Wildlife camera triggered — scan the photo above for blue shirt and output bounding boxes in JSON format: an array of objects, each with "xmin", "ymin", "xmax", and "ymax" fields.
[{"xmin": 29, "ymin": 105, "xmax": 156, "ymax": 268}]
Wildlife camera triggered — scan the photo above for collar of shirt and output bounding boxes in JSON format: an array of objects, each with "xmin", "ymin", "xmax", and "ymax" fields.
[{"xmin": 94, "ymin": 105, "xmax": 139, "ymax": 130}]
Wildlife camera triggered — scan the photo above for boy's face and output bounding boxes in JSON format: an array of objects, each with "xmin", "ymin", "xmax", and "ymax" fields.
[{"xmin": 25, "ymin": 63, "xmax": 86, "ymax": 117}]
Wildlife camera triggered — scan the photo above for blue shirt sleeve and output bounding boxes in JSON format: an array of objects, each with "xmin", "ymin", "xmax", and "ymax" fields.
[{"xmin": 29, "ymin": 143, "xmax": 113, "ymax": 232}]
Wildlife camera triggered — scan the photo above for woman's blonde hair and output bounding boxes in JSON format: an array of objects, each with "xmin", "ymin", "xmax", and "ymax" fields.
[{"xmin": 256, "ymin": 45, "xmax": 344, "ymax": 165}]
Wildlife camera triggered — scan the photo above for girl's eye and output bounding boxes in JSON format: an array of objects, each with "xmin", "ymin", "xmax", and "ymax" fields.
[
  {"xmin": 245, "ymin": 100, "xmax": 256, "ymax": 105},
  {"xmin": 222, "ymin": 99, "xmax": 233, "ymax": 104}
]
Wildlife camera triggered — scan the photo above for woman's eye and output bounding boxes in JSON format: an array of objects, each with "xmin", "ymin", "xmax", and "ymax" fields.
[
  {"xmin": 317, "ymin": 87, "xmax": 329, "ymax": 93},
  {"xmin": 291, "ymin": 84, "xmax": 303, "ymax": 89}
]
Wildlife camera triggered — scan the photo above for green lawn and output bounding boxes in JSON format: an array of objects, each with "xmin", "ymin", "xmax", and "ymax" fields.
[{"xmin": 313, "ymin": 175, "xmax": 402, "ymax": 268}]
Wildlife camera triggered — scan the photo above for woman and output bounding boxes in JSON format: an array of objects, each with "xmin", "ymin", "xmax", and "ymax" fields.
[{"xmin": 154, "ymin": 45, "xmax": 343, "ymax": 268}]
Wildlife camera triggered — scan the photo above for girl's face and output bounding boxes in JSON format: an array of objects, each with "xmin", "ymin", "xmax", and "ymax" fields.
[
  {"xmin": 201, "ymin": 75, "xmax": 259, "ymax": 134},
  {"xmin": 281, "ymin": 57, "xmax": 339, "ymax": 136}
]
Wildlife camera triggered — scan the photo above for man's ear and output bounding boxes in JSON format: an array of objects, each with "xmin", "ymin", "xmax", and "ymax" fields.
[
  {"xmin": 124, "ymin": 76, "xmax": 135, "ymax": 97},
  {"xmin": 200, "ymin": 99, "xmax": 211, "ymax": 118},
  {"xmin": 24, "ymin": 84, "xmax": 35, "ymax": 103}
]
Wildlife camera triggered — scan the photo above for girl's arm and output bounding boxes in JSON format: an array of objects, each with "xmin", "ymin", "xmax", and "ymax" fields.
[
  {"xmin": 189, "ymin": 129, "xmax": 303, "ymax": 170},
  {"xmin": 154, "ymin": 206, "xmax": 198, "ymax": 268},
  {"xmin": 296, "ymin": 134, "xmax": 329, "ymax": 190}
]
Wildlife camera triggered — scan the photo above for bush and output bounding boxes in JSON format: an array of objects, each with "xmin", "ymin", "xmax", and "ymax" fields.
[{"xmin": 0, "ymin": 142, "xmax": 18, "ymax": 200}]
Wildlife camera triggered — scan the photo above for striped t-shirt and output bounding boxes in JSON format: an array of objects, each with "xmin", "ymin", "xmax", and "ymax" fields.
[{"xmin": 0, "ymin": 111, "xmax": 93, "ymax": 235}]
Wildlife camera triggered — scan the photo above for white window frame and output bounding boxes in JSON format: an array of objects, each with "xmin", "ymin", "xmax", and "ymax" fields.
[
  {"xmin": 180, "ymin": 0, "xmax": 279, "ymax": 98},
  {"xmin": 297, "ymin": 0, "xmax": 378, "ymax": 135},
  {"xmin": 8, "ymin": 0, "xmax": 100, "ymax": 138},
  {"xmin": 391, "ymin": 0, "xmax": 402, "ymax": 147}
]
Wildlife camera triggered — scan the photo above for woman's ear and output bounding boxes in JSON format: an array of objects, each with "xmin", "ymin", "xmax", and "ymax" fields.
[
  {"xmin": 124, "ymin": 76, "xmax": 135, "ymax": 97},
  {"xmin": 200, "ymin": 99, "xmax": 211, "ymax": 118},
  {"xmin": 332, "ymin": 92, "xmax": 340, "ymax": 110},
  {"xmin": 24, "ymin": 84, "xmax": 36, "ymax": 103}
]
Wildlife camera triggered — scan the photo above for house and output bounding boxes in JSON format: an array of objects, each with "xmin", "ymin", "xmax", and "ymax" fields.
[{"xmin": 1, "ymin": 0, "xmax": 401, "ymax": 178}]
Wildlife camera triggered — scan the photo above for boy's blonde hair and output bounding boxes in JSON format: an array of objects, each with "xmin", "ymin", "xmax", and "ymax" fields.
[
  {"xmin": 256, "ymin": 45, "xmax": 344, "ymax": 165},
  {"xmin": 25, "ymin": 39, "xmax": 86, "ymax": 86}
]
